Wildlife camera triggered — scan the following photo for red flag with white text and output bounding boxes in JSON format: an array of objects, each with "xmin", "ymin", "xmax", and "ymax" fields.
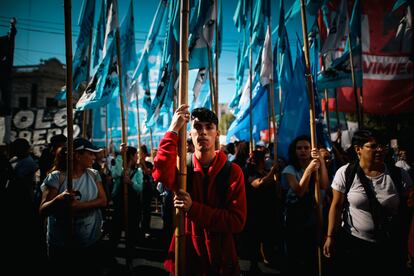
[{"xmin": 336, "ymin": 1, "xmax": 413, "ymax": 114}]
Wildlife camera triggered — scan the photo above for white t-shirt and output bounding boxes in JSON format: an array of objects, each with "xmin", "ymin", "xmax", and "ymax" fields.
[
  {"xmin": 41, "ymin": 169, "xmax": 103, "ymax": 247},
  {"xmin": 331, "ymin": 164, "xmax": 413, "ymax": 242}
]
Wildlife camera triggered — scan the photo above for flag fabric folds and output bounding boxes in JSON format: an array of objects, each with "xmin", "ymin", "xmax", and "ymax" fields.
[
  {"xmin": 55, "ymin": 0, "xmax": 96, "ymax": 101},
  {"xmin": 76, "ymin": 40, "xmax": 119, "ymax": 111},
  {"xmin": 332, "ymin": 0, "xmax": 413, "ymax": 113}
]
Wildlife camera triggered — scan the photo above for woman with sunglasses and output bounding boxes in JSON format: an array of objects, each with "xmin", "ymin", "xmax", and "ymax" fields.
[{"xmin": 323, "ymin": 129, "xmax": 413, "ymax": 276}]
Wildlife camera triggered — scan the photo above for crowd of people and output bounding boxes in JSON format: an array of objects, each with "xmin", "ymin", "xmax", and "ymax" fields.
[{"xmin": 1, "ymin": 105, "xmax": 413, "ymax": 276}]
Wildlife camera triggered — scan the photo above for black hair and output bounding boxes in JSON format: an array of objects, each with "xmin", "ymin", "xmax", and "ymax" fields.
[
  {"xmin": 288, "ymin": 135, "xmax": 311, "ymax": 170},
  {"xmin": 140, "ymin": 144, "xmax": 149, "ymax": 156},
  {"xmin": 351, "ymin": 129, "xmax": 387, "ymax": 147},
  {"xmin": 191, "ymin": 108, "xmax": 218, "ymax": 126},
  {"xmin": 226, "ymin": 142, "xmax": 235, "ymax": 155},
  {"xmin": 252, "ymin": 149, "xmax": 265, "ymax": 163},
  {"xmin": 10, "ymin": 138, "xmax": 31, "ymax": 157},
  {"xmin": 50, "ymin": 134, "xmax": 67, "ymax": 147},
  {"xmin": 126, "ymin": 146, "xmax": 138, "ymax": 163}
]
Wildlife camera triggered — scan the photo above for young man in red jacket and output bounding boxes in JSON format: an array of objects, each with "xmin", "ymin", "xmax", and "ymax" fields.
[{"xmin": 153, "ymin": 104, "xmax": 247, "ymax": 275}]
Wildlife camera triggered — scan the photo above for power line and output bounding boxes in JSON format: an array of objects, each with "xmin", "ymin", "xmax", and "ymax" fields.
[
  {"xmin": 15, "ymin": 47, "xmax": 65, "ymax": 57},
  {"xmin": 0, "ymin": 15, "xmax": 151, "ymax": 35}
]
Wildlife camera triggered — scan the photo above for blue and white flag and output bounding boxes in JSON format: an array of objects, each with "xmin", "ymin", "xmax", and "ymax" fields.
[
  {"xmin": 132, "ymin": 0, "xmax": 168, "ymax": 81},
  {"xmin": 277, "ymin": 41, "xmax": 310, "ymax": 161},
  {"xmin": 55, "ymin": 0, "xmax": 95, "ymax": 100},
  {"xmin": 92, "ymin": 0, "xmax": 106, "ymax": 68},
  {"xmin": 120, "ymin": 0, "xmax": 137, "ymax": 73},
  {"xmin": 76, "ymin": 40, "xmax": 119, "ymax": 111},
  {"xmin": 226, "ymin": 82, "xmax": 268, "ymax": 143},
  {"xmin": 318, "ymin": 0, "xmax": 363, "ymax": 89},
  {"xmin": 103, "ymin": 0, "xmax": 119, "ymax": 56},
  {"xmin": 188, "ymin": 0, "xmax": 216, "ymax": 70}
]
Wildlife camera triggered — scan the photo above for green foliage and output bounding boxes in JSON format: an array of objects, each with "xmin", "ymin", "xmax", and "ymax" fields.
[{"xmin": 219, "ymin": 113, "xmax": 235, "ymax": 135}]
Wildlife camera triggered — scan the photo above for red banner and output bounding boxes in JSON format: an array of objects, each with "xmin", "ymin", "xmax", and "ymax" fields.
[{"xmin": 335, "ymin": 1, "xmax": 413, "ymax": 114}]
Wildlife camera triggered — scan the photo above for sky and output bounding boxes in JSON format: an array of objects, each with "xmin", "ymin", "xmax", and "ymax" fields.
[{"xmin": 0, "ymin": 0, "xmax": 256, "ymax": 104}]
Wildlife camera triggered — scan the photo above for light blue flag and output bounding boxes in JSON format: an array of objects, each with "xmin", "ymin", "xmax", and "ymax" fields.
[
  {"xmin": 392, "ymin": 0, "xmax": 409, "ymax": 12},
  {"xmin": 320, "ymin": 0, "xmax": 348, "ymax": 55},
  {"xmin": 251, "ymin": 0, "xmax": 268, "ymax": 47},
  {"xmin": 146, "ymin": 0, "xmax": 179, "ymax": 128},
  {"xmin": 92, "ymin": 0, "xmax": 106, "ymax": 68},
  {"xmin": 233, "ymin": 0, "xmax": 251, "ymax": 32},
  {"xmin": 345, "ymin": 0, "xmax": 361, "ymax": 53},
  {"xmin": 188, "ymin": 0, "xmax": 215, "ymax": 70},
  {"xmin": 76, "ymin": 40, "xmax": 119, "ymax": 111},
  {"xmin": 226, "ymin": 81, "xmax": 269, "ymax": 143},
  {"xmin": 214, "ymin": 0, "xmax": 223, "ymax": 58},
  {"xmin": 131, "ymin": 0, "xmax": 168, "ymax": 81},
  {"xmin": 318, "ymin": 0, "xmax": 362, "ymax": 89},
  {"xmin": 146, "ymin": 66, "xmax": 175, "ymax": 128},
  {"xmin": 55, "ymin": 0, "xmax": 95, "ymax": 100},
  {"xmin": 190, "ymin": 68, "xmax": 212, "ymax": 112},
  {"xmin": 73, "ymin": 0, "xmax": 96, "ymax": 89},
  {"xmin": 277, "ymin": 39, "xmax": 310, "ymax": 161},
  {"xmin": 120, "ymin": 0, "xmax": 137, "ymax": 73},
  {"xmin": 91, "ymin": 106, "xmax": 107, "ymax": 147},
  {"xmin": 234, "ymin": 50, "xmax": 262, "ymax": 114},
  {"xmin": 277, "ymin": 0, "xmax": 287, "ymax": 54},
  {"xmin": 105, "ymin": 96, "xmax": 140, "ymax": 149},
  {"xmin": 229, "ymin": 40, "xmax": 248, "ymax": 110},
  {"xmin": 141, "ymin": 65, "xmax": 152, "ymax": 114},
  {"xmin": 277, "ymin": 11, "xmax": 294, "ymax": 115}
]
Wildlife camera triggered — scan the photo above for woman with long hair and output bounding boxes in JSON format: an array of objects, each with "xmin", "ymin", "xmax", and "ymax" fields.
[
  {"xmin": 39, "ymin": 138, "xmax": 107, "ymax": 275},
  {"xmin": 281, "ymin": 135, "xmax": 329, "ymax": 276}
]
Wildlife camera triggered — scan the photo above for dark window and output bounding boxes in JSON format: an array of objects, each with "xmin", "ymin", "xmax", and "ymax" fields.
[
  {"xmin": 19, "ymin": 97, "xmax": 28, "ymax": 109},
  {"xmin": 31, "ymin": 83, "xmax": 38, "ymax": 107},
  {"xmin": 46, "ymin": 97, "xmax": 58, "ymax": 107}
]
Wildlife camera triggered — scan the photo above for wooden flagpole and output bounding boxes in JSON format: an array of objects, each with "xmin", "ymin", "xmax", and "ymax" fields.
[
  {"xmin": 136, "ymin": 89, "xmax": 142, "ymax": 150},
  {"xmin": 214, "ymin": 0, "xmax": 219, "ymax": 117},
  {"xmin": 82, "ymin": 24, "xmax": 94, "ymax": 140},
  {"xmin": 63, "ymin": 0, "xmax": 74, "ymax": 193},
  {"xmin": 268, "ymin": 5, "xmax": 277, "ymax": 161},
  {"xmin": 207, "ymin": 43, "xmax": 216, "ymax": 112},
  {"xmin": 214, "ymin": 0, "xmax": 219, "ymax": 150},
  {"xmin": 347, "ymin": 35, "xmax": 362, "ymax": 129},
  {"xmin": 299, "ymin": 1, "xmax": 323, "ymax": 276},
  {"xmin": 63, "ymin": 0, "xmax": 74, "ymax": 243},
  {"xmin": 115, "ymin": 26, "xmax": 130, "ymax": 269},
  {"xmin": 324, "ymin": 89, "xmax": 331, "ymax": 134},
  {"xmin": 248, "ymin": 0, "xmax": 253, "ymax": 154},
  {"xmin": 105, "ymin": 105, "xmax": 109, "ymax": 153},
  {"xmin": 176, "ymin": 0, "xmax": 189, "ymax": 275}
]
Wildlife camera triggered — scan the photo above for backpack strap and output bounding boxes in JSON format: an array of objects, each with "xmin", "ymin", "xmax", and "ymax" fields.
[
  {"xmin": 215, "ymin": 160, "xmax": 232, "ymax": 208},
  {"xmin": 344, "ymin": 161, "xmax": 359, "ymax": 196},
  {"xmin": 85, "ymin": 168, "xmax": 100, "ymax": 183},
  {"xmin": 342, "ymin": 161, "xmax": 359, "ymax": 222}
]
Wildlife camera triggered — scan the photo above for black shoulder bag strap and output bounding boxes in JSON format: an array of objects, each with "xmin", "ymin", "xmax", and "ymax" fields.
[
  {"xmin": 355, "ymin": 165, "xmax": 386, "ymax": 236},
  {"xmin": 343, "ymin": 161, "xmax": 359, "ymax": 212},
  {"xmin": 344, "ymin": 162, "xmax": 358, "ymax": 196}
]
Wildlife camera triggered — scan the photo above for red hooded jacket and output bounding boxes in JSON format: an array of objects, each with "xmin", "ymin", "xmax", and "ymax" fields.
[{"xmin": 153, "ymin": 131, "xmax": 247, "ymax": 275}]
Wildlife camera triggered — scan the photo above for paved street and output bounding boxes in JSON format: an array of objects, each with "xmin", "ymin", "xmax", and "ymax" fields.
[{"xmin": 103, "ymin": 206, "xmax": 281, "ymax": 276}]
